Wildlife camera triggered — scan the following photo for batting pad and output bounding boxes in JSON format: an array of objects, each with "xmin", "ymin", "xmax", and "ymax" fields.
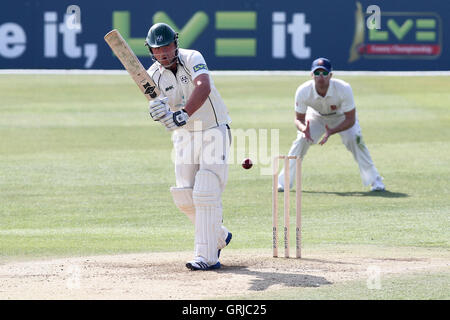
[
  {"xmin": 193, "ymin": 170, "xmax": 222, "ymax": 265},
  {"xmin": 170, "ymin": 187, "xmax": 195, "ymax": 223}
]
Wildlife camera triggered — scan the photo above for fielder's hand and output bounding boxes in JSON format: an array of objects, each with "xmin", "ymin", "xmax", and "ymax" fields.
[
  {"xmin": 149, "ymin": 97, "xmax": 169, "ymax": 121},
  {"xmin": 319, "ymin": 125, "xmax": 332, "ymax": 145},
  {"xmin": 303, "ymin": 120, "xmax": 313, "ymax": 142},
  {"xmin": 160, "ymin": 109, "xmax": 189, "ymax": 131}
]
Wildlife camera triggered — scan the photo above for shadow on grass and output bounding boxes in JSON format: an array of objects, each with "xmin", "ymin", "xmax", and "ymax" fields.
[
  {"xmin": 301, "ymin": 190, "xmax": 408, "ymax": 198},
  {"xmin": 217, "ymin": 266, "xmax": 332, "ymax": 291}
]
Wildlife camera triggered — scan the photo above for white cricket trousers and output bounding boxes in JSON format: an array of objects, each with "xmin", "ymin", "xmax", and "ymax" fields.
[
  {"xmin": 173, "ymin": 124, "xmax": 230, "ymax": 190},
  {"xmin": 172, "ymin": 124, "xmax": 231, "ymax": 264},
  {"xmin": 278, "ymin": 110, "xmax": 380, "ymax": 189}
]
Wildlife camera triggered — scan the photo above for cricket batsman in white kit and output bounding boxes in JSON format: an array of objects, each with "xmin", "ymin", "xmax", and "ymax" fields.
[
  {"xmin": 278, "ymin": 57, "xmax": 385, "ymax": 192},
  {"xmin": 145, "ymin": 23, "xmax": 232, "ymax": 270}
]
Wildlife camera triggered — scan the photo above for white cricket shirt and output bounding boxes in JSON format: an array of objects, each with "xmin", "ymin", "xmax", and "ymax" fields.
[
  {"xmin": 147, "ymin": 48, "xmax": 231, "ymax": 131},
  {"xmin": 294, "ymin": 78, "xmax": 356, "ymax": 119}
]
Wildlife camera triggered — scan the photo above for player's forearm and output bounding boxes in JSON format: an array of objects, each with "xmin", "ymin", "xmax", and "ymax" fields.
[
  {"xmin": 183, "ymin": 77, "xmax": 211, "ymax": 116},
  {"xmin": 329, "ymin": 118, "xmax": 355, "ymax": 135},
  {"xmin": 295, "ymin": 119, "xmax": 307, "ymax": 132},
  {"xmin": 295, "ymin": 112, "xmax": 308, "ymax": 132}
]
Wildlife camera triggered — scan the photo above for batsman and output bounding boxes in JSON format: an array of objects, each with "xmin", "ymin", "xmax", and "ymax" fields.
[{"xmin": 145, "ymin": 23, "xmax": 232, "ymax": 270}]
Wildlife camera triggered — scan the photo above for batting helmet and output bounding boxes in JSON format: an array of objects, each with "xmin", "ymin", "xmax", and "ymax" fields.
[{"xmin": 145, "ymin": 23, "xmax": 179, "ymax": 64}]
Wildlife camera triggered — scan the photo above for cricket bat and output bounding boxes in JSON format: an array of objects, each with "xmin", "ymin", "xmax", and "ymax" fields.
[{"xmin": 104, "ymin": 29, "xmax": 160, "ymax": 100}]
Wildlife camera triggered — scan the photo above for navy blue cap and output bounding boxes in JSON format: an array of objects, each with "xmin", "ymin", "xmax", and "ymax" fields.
[{"xmin": 311, "ymin": 57, "xmax": 332, "ymax": 73}]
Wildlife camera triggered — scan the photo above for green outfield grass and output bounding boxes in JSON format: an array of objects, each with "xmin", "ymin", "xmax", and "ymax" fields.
[{"xmin": 0, "ymin": 74, "xmax": 449, "ymax": 299}]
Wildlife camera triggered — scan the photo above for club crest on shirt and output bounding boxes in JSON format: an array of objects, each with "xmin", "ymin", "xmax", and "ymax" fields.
[
  {"xmin": 330, "ymin": 105, "xmax": 337, "ymax": 110},
  {"xmin": 180, "ymin": 75, "xmax": 189, "ymax": 84}
]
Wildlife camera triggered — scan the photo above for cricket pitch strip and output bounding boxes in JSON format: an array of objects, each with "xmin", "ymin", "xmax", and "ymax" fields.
[{"xmin": 0, "ymin": 246, "xmax": 448, "ymax": 299}]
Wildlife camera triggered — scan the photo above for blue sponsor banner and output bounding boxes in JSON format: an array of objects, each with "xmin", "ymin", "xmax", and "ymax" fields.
[{"xmin": 0, "ymin": 0, "xmax": 448, "ymax": 70}]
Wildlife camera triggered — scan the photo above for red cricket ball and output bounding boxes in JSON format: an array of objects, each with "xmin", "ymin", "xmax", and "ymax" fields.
[{"xmin": 242, "ymin": 158, "xmax": 253, "ymax": 169}]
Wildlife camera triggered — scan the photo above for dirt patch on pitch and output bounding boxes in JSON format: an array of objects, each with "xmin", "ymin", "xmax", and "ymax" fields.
[{"xmin": 0, "ymin": 246, "xmax": 448, "ymax": 299}]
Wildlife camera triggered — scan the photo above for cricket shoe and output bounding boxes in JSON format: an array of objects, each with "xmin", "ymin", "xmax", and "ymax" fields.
[
  {"xmin": 186, "ymin": 257, "xmax": 221, "ymax": 271},
  {"xmin": 217, "ymin": 232, "xmax": 232, "ymax": 258},
  {"xmin": 371, "ymin": 176, "xmax": 385, "ymax": 192},
  {"xmin": 278, "ymin": 185, "xmax": 294, "ymax": 192}
]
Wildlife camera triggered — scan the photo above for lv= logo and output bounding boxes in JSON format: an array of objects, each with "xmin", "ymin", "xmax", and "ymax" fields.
[
  {"xmin": 349, "ymin": 1, "xmax": 442, "ymax": 62},
  {"xmin": 112, "ymin": 11, "xmax": 208, "ymax": 56},
  {"xmin": 112, "ymin": 10, "xmax": 257, "ymax": 57}
]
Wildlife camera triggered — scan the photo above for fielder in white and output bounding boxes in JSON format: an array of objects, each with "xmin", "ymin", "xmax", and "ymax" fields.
[
  {"xmin": 278, "ymin": 57, "xmax": 385, "ymax": 192},
  {"xmin": 145, "ymin": 23, "xmax": 232, "ymax": 270}
]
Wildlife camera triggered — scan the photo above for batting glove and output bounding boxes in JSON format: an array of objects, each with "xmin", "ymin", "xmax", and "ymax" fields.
[
  {"xmin": 149, "ymin": 97, "xmax": 169, "ymax": 121},
  {"xmin": 160, "ymin": 109, "xmax": 189, "ymax": 131}
]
